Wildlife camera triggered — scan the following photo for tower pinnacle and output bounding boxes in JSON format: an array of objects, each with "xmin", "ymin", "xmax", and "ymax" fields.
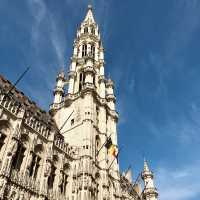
[
  {"xmin": 83, "ymin": 4, "xmax": 95, "ymax": 24},
  {"xmin": 88, "ymin": 4, "xmax": 92, "ymax": 10},
  {"xmin": 141, "ymin": 160, "xmax": 158, "ymax": 200}
]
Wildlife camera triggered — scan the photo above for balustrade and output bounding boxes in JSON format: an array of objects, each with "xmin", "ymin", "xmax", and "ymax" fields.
[
  {"xmin": 10, "ymin": 169, "xmax": 40, "ymax": 194},
  {"xmin": 0, "ymin": 94, "xmax": 21, "ymax": 116}
]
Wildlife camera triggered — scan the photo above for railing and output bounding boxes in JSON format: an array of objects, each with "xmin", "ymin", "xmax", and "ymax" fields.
[
  {"xmin": 0, "ymin": 93, "xmax": 21, "ymax": 116},
  {"xmin": 24, "ymin": 115, "xmax": 50, "ymax": 140},
  {"xmin": 10, "ymin": 169, "xmax": 40, "ymax": 194}
]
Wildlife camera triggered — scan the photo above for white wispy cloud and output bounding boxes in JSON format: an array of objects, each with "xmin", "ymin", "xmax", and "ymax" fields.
[
  {"xmin": 28, "ymin": 0, "xmax": 47, "ymax": 44},
  {"xmin": 28, "ymin": 0, "xmax": 66, "ymax": 67},
  {"xmin": 156, "ymin": 161, "xmax": 200, "ymax": 200},
  {"xmin": 49, "ymin": 13, "xmax": 66, "ymax": 67}
]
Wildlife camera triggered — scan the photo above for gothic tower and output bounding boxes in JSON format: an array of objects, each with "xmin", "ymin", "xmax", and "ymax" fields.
[
  {"xmin": 0, "ymin": 4, "xmax": 159, "ymax": 200},
  {"xmin": 50, "ymin": 5, "xmax": 120, "ymax": 200}
]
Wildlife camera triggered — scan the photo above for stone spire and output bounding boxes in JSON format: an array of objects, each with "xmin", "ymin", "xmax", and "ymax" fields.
[
  {"xmin": 83, "ymin": 4, "xmax": 95, "ymax": 24},
  {"xmin": 141, "ymin": 160, "xmax": 158, "ymax": 200}
]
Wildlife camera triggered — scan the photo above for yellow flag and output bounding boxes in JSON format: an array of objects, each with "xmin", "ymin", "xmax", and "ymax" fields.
[{"xmin": 108, "ymin": 144, "xmax": 118, "ymax": 157}]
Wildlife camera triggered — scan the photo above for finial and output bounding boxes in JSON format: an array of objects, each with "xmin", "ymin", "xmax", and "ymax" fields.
[{"xmin": 88, "ymin": 4, "xmax": 92, "ymax": 10}]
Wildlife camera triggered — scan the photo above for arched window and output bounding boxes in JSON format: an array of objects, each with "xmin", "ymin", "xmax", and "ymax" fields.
[
  {"xmin": 82, "ymin": 44, "xmax": 87, "ymax": 57},
  {"xmin": 95, "ymin": 135, "xmax": 101, "ymax": 152},
  {"xmin": 79, "ymin": 72, "xmax": 85, "ymax": 92},
  {"xmin": 91, "ymin": 27, "xmax": 95, "ymax": 34},
  {"xmin": 96, "ymin": 106, "xmax": 99, "ymax": 125},
  {"xmin": 28, "ymin": 143, "xmax": 43, "ymax": 179},
  {"xmin": 48, "ymin": 165, "xmax": 56, "ymax": 190},
  {"xmin": 29, "ymin": 152, "xmax": 41, "ymax": 179},
  {"xmin": 0, "ymin": 120, "xmax": 9, "ymax": 155},
  {"xmin": 84, "ymin": 27, "xmax": 88, "ymax": 33},
  {"xmin": 12, "ymin": 142, "xmax": 26, "ymax": 171},
  {"xmin": 0, "ymin": 133, "xmax": 6, "ymax": 152},
  {"xmin": 91, "ymin": 44, "xmax": 95, "ymax": 58}
]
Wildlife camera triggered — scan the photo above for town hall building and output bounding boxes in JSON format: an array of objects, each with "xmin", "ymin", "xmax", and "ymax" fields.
[{"xmin": 0, "ymin": 5, "xmax": 158, "ymax": 200}]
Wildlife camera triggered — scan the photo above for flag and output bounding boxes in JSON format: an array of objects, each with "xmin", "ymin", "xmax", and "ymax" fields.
[
  {"xmin": 105, "ymin": 137, "xmax": 118, "ymax": 157},
  {"xmin": 108, "ymin": 144, "xmax": 118, "ymax": 157},
  {"xmin": 105, "ymin": 137, "xmax": 112, "ymax": 149}
]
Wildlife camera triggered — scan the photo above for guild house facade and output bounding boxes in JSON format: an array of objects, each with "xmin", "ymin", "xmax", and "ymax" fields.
[{"xmin": 0, "ymin": 5, "xmax": 158, "ymax": 200}]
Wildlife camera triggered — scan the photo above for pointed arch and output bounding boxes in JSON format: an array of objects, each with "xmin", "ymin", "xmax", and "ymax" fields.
[
  {"xmin": 91, "ymin": 26, "xmax": 95, "ymax": 35},
  {"xmin": 84, "ymin": 27, "xmax": 88, "ymax": 33},
  {"xmin": 91, "ymin": 44, "xmax": 95, "ymax": 58},
  {"xmin": 82, "ymin": 43, "xmax": 87, "ymax": 57}
]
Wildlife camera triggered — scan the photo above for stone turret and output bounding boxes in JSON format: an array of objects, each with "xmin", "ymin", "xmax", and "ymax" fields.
[
  {"xmin": 141, "ymin": 160, "xmax": 158, "ymax": 200},
  {"xmin": 53, "ymin": 70, "xmax": 65, "ymax": 104}
]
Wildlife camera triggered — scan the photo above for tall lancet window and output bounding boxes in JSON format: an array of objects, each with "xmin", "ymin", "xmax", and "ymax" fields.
[
  {"xmin": 48, "ymin": 165, "xmax": 56, "ymax": 190},
  {"xmin": 29, "ymin": 153, "xmax": 41, "ymax": 179},
  {"xmin": 0, "ymin": 133, "xmax": 6, "ymax": 152},
  {"xmin": 91, "ymin": 44, "xmax": 95, "ymax": 58},
  {"xmin": 79, "ymin": 72, "xmax": 85, "ymax": 92},
  {"xmin": 12, "ymin": 142, "xmax": 26, "ymax": 171},
  {"xmin": 84, "ymin": 27, "xmax": 88, "ymax": 33},
  {"xmin": 91, "ymin": 26, "xmax": 95, "ymax": 35},
  {"xmin": 82, "ymin": 44, "xmax": 87, "ymax": 57}
]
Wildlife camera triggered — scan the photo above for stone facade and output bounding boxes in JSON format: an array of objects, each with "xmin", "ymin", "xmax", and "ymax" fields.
[{"xmin": 0, "ymin": 5, "xmax": 158, "ymax": 200}]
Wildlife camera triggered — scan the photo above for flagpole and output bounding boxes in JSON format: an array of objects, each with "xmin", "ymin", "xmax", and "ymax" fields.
[
  {"xmin": 59, "ymin": 110, "xmax": 74, "ymax": 132},
  {"xmin": 7, "ymin": 66, "xmax": 30, "ymax": 95},
  {"xmin": 95, "ymin": 134, "xmax": 112, "ymax": 157},
  {"xmin": 140, "ymin": 181, "xmax": 149, "ymax": 198},
  {"xmin": 133, "ymin": 172, "xmax": 141, "ymax": 186},
  {"xmin": 124, "ymin": 165, "xmax": 131, "ymax": 177}
]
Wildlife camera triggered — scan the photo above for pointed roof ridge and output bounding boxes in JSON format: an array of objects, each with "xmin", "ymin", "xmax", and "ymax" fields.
[
  {"xmin": 125, "ymin": 165, "xmax": 133, "ymax": 182},
  {"xmin": 83, "ymin": 4, "xmax": 95, "ymax": 24}
]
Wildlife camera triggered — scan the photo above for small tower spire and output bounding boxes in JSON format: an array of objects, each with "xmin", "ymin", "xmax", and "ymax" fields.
[
  {"xmin": 141, "ymin": 160, "xmax": 158, "ymax": 200},
  {"xmin": 144, "ymin": 159, "xmax": 150, "ymax": 172},
  {"xmin": 83, "ymin": 4, "xmax": 95, "ymax": 24},
  {"xmin": 52, "ymin": 69, "xmax": 65, "ymax": 106}
]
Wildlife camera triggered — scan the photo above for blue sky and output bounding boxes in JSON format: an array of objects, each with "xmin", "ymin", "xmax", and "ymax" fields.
[{"xmin": 0, "ymin": 0, "xmax": 200, "ymax": 199}]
